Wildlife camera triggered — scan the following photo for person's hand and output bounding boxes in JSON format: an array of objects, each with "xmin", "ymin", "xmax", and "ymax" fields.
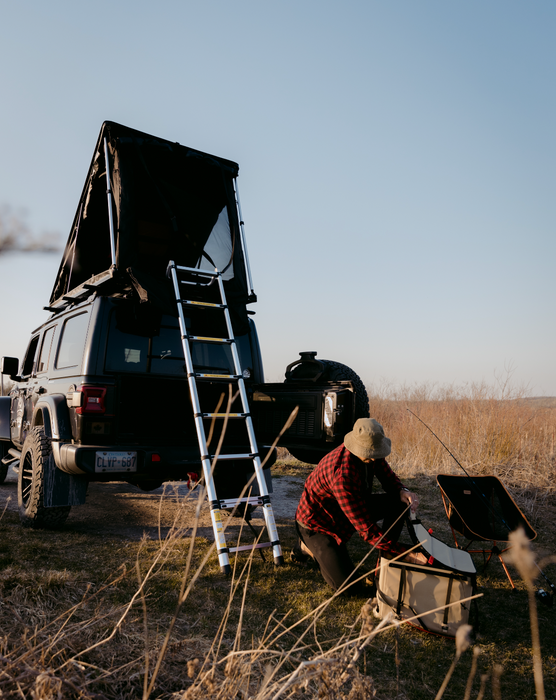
[
  {"xmin": 403, "ymin": 551, "xmax": 429, "ymax": 565},
  {"xmin": 400, "ymin": 489, "xmax": 419, "ymax": 513}
]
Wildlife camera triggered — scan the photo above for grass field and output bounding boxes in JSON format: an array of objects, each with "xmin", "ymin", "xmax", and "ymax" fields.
[
  {"xmin": 0, "ymin": 386, "xmax": 554, "ymax": 699},
  {"xmin": 366, "ymin": 382, "xmax": 556, "ymax": 493}
]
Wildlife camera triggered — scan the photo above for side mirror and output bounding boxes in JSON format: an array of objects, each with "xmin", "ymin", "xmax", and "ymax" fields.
[{"xmin": 0, "ymin": 357, "xmax": 19, "ymax": 378}]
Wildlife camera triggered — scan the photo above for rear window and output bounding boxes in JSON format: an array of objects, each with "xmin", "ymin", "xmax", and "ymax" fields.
[
  {"xmin": 55, "ymin": 312, "xmax": 90, "ymax": 369},
  {"xmin": 105, "ymin": 312, "xmax": 235, "ymax": 375}
]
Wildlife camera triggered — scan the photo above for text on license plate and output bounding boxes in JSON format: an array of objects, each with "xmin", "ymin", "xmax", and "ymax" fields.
[{"xmin": 95, "ymin": 451, "xmax": 137, "ymax": 472}]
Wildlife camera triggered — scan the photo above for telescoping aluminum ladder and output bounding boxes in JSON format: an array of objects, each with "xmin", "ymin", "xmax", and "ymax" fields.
[{"xmin": 167, "ymin": 261, "xmax": 284, "ymax": 574}]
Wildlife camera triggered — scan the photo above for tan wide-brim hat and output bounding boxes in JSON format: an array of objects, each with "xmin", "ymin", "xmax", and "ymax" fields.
[{"xmin": 344, "ymin": 418, "xmax": 392, "ymax": 460}]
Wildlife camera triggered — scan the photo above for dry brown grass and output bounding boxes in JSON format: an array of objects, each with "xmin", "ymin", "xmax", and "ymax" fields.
[
  {"xmin": 0, "ymin": 519, "xmax": 483, "ymax": 700},
  {"xmin": 0, "ymin": 380, "xmax": 554, "ymax": 698},
  {"xmin": 0, "ymin": 482, "xmax": 552, "ymax": 699},
  {"xmin": 365, "ymin": 380, "xmax": 556, "ymax": 493}
]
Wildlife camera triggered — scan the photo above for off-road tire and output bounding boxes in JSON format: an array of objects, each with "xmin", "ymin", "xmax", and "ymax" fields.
[
  {"xmin": 317, "ymin": 360, "xmax": 370, "ymax": 420},
  {"xmin": 18, "ymin": 427, "xmax": 71, "ymax": 529},
  {"xmin": 286, "ymin": 360, "xmax": 370, "ymax": 464}
]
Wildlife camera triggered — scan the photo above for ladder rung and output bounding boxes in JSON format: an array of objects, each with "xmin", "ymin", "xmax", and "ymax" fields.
[
  {"xmin": 230, "ymin": 542, "xmax": 273, "ymax": 553},
  {"xmin": 189, "ymin": 335, "xmax": 233, "ymax": 344},
  {"xmin": 220, "ymin": 496, "xmax": 265, "ymax": 508},
  {"xmin": 182, "ymin": 299, "xmax": 226, "ymax": 309},
  {"xmin": 211, "ymin": 453, "xmax": 258, "ymax": 461},
  {"xmin": 167, "ymin": 258, "xmax": 283, "ymax": 571},
  {"xmin": 174, "ymin": 264, "xmax": 216, "ymax": 277},
  {"xmin": 195, "ymin": 373, "xmax": 240, "ymax": 380},
  {"xmin": 201, "ymin": 412, "xmax": 249, "ymax": 418}
]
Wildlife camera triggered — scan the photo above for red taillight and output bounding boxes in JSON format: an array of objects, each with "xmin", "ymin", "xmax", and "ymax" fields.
[
  {"xmin": 151, "ymin": 454, "xmax": 161, "ymax": 462},
  {"xmin": 76, "ymin": 386, "xmax": 107, "ymax": 415}
]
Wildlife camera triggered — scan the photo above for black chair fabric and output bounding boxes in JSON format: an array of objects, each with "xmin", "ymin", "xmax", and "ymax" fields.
[{"xmin": 436, "ymin": 474, "xmax": 536, "ymax": 543}]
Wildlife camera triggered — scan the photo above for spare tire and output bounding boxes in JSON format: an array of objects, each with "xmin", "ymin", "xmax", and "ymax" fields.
[
  {"xmin": 287, "ymin": 358, "xmax": 369, "ymax": 421},
  {"xmin": 317, "ymin": 360, "xmax": 370, "ymax": 421},
  {"xmin": 285, "ymin": 358, "xmax": 369, "ymax": 464}
]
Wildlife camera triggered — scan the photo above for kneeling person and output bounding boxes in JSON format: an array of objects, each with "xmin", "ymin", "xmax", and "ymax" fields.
[{"xmin": 295, "ymin": 418, "xmax": 427, "ymax": 595}]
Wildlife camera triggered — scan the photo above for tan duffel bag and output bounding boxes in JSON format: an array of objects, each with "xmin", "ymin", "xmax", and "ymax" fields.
[
  {"xmin": 374, "ymin": 556, "xmax": 477, "ymax": 637},
  {"xmin": 373, "ymin": 515, "xmax": 479, "ymax": 637}
]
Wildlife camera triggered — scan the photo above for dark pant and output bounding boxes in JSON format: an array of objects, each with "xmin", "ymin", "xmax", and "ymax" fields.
[{"xmin": 296, "ymin": 493, "xmax": 408, "ymax": 595}]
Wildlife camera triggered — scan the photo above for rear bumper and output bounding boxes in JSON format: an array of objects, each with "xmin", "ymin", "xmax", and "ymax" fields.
[
  {"xmin": 53, "ymin": 442, "xmax": 201, "ymax": 477},
  {"xmin": 52, "ymin": 441, "xmax": 274, "ymax": 494}
]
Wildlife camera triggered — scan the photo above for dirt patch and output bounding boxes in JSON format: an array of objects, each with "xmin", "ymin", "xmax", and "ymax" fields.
[{"xmin": 0, "ymin": 466, "xmax": 305, "ymax": 541}]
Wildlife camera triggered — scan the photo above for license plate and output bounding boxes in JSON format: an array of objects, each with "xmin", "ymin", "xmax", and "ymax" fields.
[{"xmin": 95, "ymin": 451, "xmax": 137, "ymax": 472}]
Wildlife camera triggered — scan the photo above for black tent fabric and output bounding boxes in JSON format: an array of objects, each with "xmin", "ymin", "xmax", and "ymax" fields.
[{"xmin": 50, "ymin": 122, "xmax": 251, "ymax": 330}]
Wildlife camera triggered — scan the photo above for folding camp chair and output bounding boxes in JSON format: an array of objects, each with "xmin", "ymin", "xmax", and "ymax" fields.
[{"xmin": 436, "ymin": 474, "xmax": 537, "ymax": 588}]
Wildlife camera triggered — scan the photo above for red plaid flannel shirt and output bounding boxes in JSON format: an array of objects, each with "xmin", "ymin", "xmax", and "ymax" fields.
[{"xmin": 295, "ymin": 444, "xmax": 407, "ymax": 555}]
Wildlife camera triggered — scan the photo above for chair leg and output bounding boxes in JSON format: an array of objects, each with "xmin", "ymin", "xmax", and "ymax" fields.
[
  {"xmin": 467, "ymin": 544, "xmax": 516, "ymax": 589},
  {"xmin": 466, "ymin": 547, "xmax": 495, "ymax": 575},
  {"xmin": 497, "ymin": 553, "xmax": 516, "ymax": 589}
]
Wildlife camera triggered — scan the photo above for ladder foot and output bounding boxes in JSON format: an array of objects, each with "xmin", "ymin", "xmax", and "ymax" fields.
[
  {"xmin": 221, "ymin": 564, "xmax": 232, "ymax": 576},
  {"xmin": 274, "ymin": 555, "xmax": 284, "ymax": 567}
]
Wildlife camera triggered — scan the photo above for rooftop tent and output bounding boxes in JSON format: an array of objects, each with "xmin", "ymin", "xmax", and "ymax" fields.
[{"xmin": 49, "ymin": 121, "xmax": 254, "ymax": 325}]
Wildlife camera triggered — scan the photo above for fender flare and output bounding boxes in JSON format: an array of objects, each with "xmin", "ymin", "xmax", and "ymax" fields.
[
  {"xmin": 32, "ymin": 396, "xmax": 88, "ymax": 504},
  {"xmin": 33, "ymin": 395, "xmax": 73, "ymax": 442},
  {"xmin": 33, "ymin": 395, "xmax": 75, "ymax": 472}
]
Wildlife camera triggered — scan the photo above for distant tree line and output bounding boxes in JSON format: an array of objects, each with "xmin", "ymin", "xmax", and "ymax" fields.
[{"xmin": 0, "ymin": 205, "xmax": 60, "ymax": 254}]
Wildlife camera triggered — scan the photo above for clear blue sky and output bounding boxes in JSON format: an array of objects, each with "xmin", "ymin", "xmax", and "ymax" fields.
[{"xmin": 0, "ymin": 1, "xmax": 554, "ymax": 395}]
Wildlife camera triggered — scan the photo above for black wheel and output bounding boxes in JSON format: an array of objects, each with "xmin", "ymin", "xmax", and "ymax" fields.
[
  {"xmin": 286, "ymin": 359, "xmax": 370, "ymax": 465},
  {"xmin": 317, "ymin": 360, "xmax": 370, "ymax": 420},
  {"xmin": 286, "ymin": 358, "xmax": 369, "ymax": 420},
  {"xmin": 18, "ymin": 427, "xmax": 71, "ymax": 529},
  {"xmin": 0, "ymin": 443, "xmax": 9, "ymax": 485}
]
